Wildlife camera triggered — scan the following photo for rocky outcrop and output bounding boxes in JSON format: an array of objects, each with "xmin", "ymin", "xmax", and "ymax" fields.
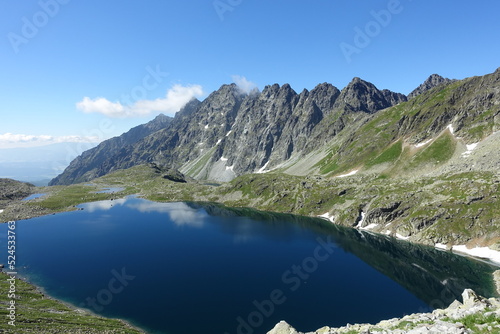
[
  {"xmin": 0, "ymin": 178, "xmax": 35, "ymax": 209},
  {"xmin": 267, "ymin": 289, "xmax": 500, "ymax": 334},
  {"xmin": 408, "ymin": 74, "xmax": 455, "ymax": 99}
]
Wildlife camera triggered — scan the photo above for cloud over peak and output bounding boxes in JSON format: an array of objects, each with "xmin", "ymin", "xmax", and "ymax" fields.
[
  {"xmin": 77, "ymin": 84, "xmax": 204, "ymax": 118},
  {"xmin": 232, "ymin": 75, "xmax": 258, "ymax": 94}
]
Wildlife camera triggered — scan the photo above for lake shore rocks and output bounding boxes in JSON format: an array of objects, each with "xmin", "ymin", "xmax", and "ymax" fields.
[{"xmin": 267, "ymin": 289, "xmax": 500, "ymax": 334}]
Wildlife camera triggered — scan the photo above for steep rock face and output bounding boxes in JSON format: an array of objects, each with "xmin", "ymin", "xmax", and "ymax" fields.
[
  {"xmin": 50, "ymin": 79, "xmax": 408, "ymax": 184},
  {"xmin": 49, "ymin": 113, "xmax": 173, "ymax": 185},
  {"xmin": 408, "ymin": 74, "xmax": 455, "ymax": 99},
  {"xmin": 92, "ymin": 84, "xmax": 245, "ymax": 181}
]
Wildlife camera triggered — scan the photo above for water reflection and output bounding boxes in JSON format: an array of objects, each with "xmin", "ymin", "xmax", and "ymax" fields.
[
  {"xmin": 126, "ymin": 201, "xmax": 207, "ymax": 227},
  {"xmin": 83, "ymin": 198, "xmax": 127, "ymax": 212},
  {"xmin": 190, "ymin": 202, "xmax": 499, "ymax": 305}
]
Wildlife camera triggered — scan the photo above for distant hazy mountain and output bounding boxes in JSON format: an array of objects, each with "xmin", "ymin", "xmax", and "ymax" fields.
[
  {"xmin": 0, "ymin": 142, "xmax": 98, "ymax": 185},
  {"xmin": 49, "ymin": 114, "xmax": 172, "ymax": 185}
]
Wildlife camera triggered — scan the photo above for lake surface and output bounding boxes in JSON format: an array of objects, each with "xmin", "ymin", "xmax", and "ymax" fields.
[
  {"xmin": 94, "ymin": 187, "xmax": 125, "ymax": 194},
  {"xmin": 21, "ymin": 193, "xmax": 46, "ymax": 201},
  {"xmin": 1, "ymin": 196, "xmax": 498, "ymax": 334}
]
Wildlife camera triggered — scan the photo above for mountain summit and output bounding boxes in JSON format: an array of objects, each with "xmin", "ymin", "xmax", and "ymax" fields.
[{"xmin": 408, "ymin": 74, "xmax": 455, "ymax": 99}]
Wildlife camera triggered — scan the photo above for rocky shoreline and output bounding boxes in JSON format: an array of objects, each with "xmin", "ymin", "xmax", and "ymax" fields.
[{"xmin": 267, "ymin": 289, "xmax": 500, "ymax": 334}]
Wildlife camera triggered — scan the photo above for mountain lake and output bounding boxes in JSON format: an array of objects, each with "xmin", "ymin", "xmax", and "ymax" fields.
[{"xmin": 1, "ymin": 196, "xmax": 498, "ymax": 334}]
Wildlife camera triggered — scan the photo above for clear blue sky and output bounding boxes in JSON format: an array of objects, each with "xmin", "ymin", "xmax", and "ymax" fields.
[{"xmin": 1, "ymin": 0, "xmax": 499, "ymax": 148}]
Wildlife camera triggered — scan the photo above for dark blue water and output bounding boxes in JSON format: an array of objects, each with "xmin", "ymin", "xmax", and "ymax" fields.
[{"xmin": 0, "ymin": 197, "xmax": 497, "ymax": 334}]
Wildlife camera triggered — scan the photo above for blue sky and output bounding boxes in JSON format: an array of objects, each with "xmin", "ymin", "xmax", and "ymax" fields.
[{"xmin": 1, "ymin": 0, "xmax": 499, "ymax": 148}]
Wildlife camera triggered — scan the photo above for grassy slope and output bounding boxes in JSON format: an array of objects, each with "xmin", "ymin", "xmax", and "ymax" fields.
[
  {"xmin": 312, "ymin": 70, "xmax": 499, "ymax": 178},
  {"xmin": 0, "ymin": 272, "xmax": 143, "ymax": 333}
]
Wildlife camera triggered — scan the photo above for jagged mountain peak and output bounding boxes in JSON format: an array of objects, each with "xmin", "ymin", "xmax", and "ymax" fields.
[
  {"xmin": 408, "ymin": 74, "xmax": 455, "ymax": 99},
  {"xmin": 336, "ymin": 77, "xmax": 406, "ymax": 113},
  {"xmin": 343, "ymin": 77, "xmax": 382, "ymax": 95},
  {"xmin": 152, "ymin": 113, "xmax": 170, "ymax": 122},
  {"xmin": 174, "ymin": 98, "xmax": 201, "ymax": 118},
  {"xmin": 260, "ymin": 83, "xmax": 298, "ymax": 101}
]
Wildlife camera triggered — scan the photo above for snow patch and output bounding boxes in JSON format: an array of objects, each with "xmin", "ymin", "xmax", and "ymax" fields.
[
  {"xmin": 384, "ymin": 230, "xmax": 391, "ymax": 235},
  {"xmin": 355, "ymin": 211, "xmax": 366, "ymax": 228},
  {"xmin": 220, "ymin": 156, "xmax": 228, "ymax": 162},
  {"xmin": 415, "ymin": 139, "xmax": 432, "ymax": 148},
  {"xmin": 226, "ymin": 165, "xmax": 234, "ymax": 172},
  {"xmin": 452, "ymin": 245, "xmax": 500, "ymax": 264},
  {"xmin": 361, "ymin": 223, "xmax": 378, "ymax": 231},
  {"xmin": 198, "ymin": 142, "xmax": 204, "ymax": 146},
  {"xmin": 318, "ymin": 212, "xmax": 335, "ymax": 223},
  {"xmin": 461, "ymin": 142, "xmax": 479, "ymax": 158},
  {"xmin": 435, "ymin": 243, "xmax": 448, "ymax": 250},
  {"xmin": 447, "ymin": 124, "xmax": 455, "ymax": 135},
  {"xmin": 256, "ymin": 161, "xmax": 270, "ymax": 174},
  {"xmin": 226, "ymin": 130, "xmax": 232, "ymax": 137},
  {"xmin": 204, "ymin": 124, "xmax": 209, "ymax": 129},
  {"xmin": 337, "ymin": 170, "xmax": 358, "ymax": 178},
  {"xmin": 0, "ymin": 209, "xmax": 3, "ymax": 214},
  {"xmin": 395, "ymin": 233, "xmax": 410, "ymax": 241},
  {"xmin": 216, "ymin": 139, "xmax": 222, "ymax": 145}
]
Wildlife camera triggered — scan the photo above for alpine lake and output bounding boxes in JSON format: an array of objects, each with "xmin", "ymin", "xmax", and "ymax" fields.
[{"xmin": 1, "ymin": 196, "xmax": 498, "ymax": 334}]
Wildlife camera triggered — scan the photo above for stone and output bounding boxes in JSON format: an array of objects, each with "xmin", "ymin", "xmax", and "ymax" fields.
[
  {"xmin": 462, "ymin": 289, "xmax": 481, "ymax": 307},
  {"xmin": 267, "ymin": 320, "xmax": 300, "ymax": 334}
]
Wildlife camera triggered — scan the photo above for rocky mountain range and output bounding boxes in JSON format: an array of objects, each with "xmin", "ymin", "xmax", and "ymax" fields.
[
  {"xmin": 51, "ymin": 68, "xmax": 499, "ymax": 187},
  {"xmin": 50, "ymin": 75, "xmax": 415, "ymax": 185}
]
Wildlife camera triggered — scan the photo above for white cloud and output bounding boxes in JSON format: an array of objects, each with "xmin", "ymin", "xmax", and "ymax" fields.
[
  {"xmin": 0, "ymin": 133, "xmax": 99, "ymax": 149},
  {"xmin": 76, "ymin": 97, "xmax": 125, "ymax": 118},
  {"xmin": 76, "ymin": 84, "xmax": 204, "ymax": 118},
  {"xmin": 232, "ymin": 75, "xmax": 258, "ymax": 94}
]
